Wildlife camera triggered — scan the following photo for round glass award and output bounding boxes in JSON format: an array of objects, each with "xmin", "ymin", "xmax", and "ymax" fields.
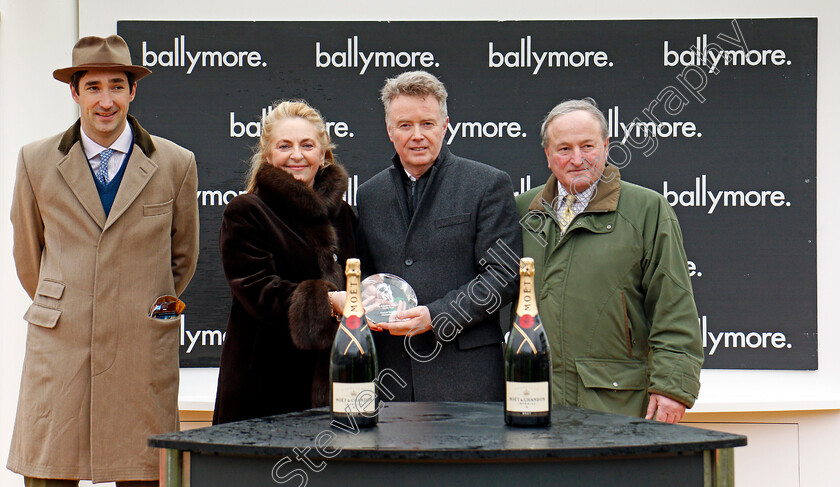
[{"xmin": 361, "ymin": 273, "xmax": 418, "ymax": 324}]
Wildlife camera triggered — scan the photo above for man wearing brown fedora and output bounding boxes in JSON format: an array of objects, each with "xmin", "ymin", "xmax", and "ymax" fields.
[{"xmin": 7, "ymin": 35, "xmax": 199, "ymax": 486}]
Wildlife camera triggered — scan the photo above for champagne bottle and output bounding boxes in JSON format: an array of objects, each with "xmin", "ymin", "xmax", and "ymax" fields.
[
  {"xmin": 330, "ymin": 258, "xmax": 379, "ymax": 429},
  {"xmin": 505, "ymin": 257, "xmax": 552, "ymax": 426}
]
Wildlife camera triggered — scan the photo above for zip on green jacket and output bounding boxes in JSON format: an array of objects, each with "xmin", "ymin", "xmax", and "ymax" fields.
[{"xmin": 516, "ymin": 165, "xmax": 703, "ymax": 417}]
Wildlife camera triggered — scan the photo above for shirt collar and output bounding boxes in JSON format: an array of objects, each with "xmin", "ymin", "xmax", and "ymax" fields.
[
  {"xmin": 556, "ymin": 179, "xmax": 598, "ymax": 210},
  {"xmin": 80, "ymin": 123, "xmax": 133, "ymax": 159},
  {"xmin": 391, "ymin": 152, "xmax": 439, "ymax": 181}
]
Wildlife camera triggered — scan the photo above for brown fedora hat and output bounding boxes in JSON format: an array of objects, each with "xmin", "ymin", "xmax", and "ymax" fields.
[{"xmin": 53, "ymin": 35, "xmax": 151, "ymax": 83}]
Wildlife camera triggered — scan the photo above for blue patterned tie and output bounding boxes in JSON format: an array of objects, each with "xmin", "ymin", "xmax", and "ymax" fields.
[{"xmin": 96, "ymin": 149, "xmax": 114, "ymax": 184}]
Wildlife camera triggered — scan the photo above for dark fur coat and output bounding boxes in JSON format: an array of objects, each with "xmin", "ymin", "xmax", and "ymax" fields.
[{"xmin": 213, "ymin": 163, "xmax": 356, "ymax": 424}]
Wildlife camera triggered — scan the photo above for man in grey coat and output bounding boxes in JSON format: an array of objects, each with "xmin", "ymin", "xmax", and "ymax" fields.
[{"xmin": 356, "ymin": 71, "xmax": 522, "ymax": 401}]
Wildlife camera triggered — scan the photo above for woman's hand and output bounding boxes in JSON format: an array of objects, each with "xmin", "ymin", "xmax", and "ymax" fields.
[{"xmin": 328, "ymin": 291, "xmax": 347, "ymax": 316}]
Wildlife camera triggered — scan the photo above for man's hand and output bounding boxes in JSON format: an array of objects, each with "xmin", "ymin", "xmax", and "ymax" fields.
[
  {"xmin": 377, "ymin": 305, "xmax": 432, "ymax": 336},
  {"xmin": 645, "ymin": 393, "xmax": 686, "ymax": 423}
]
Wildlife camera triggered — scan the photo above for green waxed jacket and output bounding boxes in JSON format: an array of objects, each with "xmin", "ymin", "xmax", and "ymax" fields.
[{"xmin": 516, "ymin": 166, "xmax": 703, "ymax": 417}]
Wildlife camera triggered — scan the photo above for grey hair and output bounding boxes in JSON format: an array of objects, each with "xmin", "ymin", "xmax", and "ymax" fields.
[
  {"xmin": 540, "ymin": 97, "xmax": 609, "ymax": 148},
  {"xmin": 380, "ymin": 70, "xmax": 448, "ymax": 121}
]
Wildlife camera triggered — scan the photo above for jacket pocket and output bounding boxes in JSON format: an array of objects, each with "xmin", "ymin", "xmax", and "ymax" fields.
[
  {"xmin": 144, "ymin": 199, "xmax": 174, "ymax": 216},
  {"xmin": 621, "ymin": 292, "xmax": 633, "ymax": 357},
  {"xmin": 435, "ymin": 213, "xmax": 471, "ymax": 228},
  {"xmin": 24, "ymin": 303, "xmax": 61, "ymax": 328},
  {"xmin": 24, "ymin": 279, "xmax": 66, "ymax": 328},
  {"xmin": 456, "ymin": 321, "xmax": 504, "ymax": 350},
  {"xmin": 576, "ymin": 358, "xmax": 648, "ymax": 417},
  {"xmin": 36, "ymin": 279, "xmax": 65, "ymax": 299}
]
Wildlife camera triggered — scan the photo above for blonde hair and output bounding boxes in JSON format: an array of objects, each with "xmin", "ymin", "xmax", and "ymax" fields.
[{"xmin": 244, "ymin": 99, "xmax": 337, "ymax": 193}]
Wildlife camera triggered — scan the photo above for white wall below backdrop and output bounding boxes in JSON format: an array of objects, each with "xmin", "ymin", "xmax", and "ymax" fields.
[{"xmin": 1, "ymin": 1, "xmax": 838, "ymax": 486}]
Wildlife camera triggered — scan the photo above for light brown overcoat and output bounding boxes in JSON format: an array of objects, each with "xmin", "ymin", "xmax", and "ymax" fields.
[{"xmin": 7, "ymin": 116, "xmax": 199, "ymax": 482}]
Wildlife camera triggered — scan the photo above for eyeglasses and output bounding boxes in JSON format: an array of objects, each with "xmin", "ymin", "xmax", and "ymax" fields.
[{"xmin": 149, "ymin": 295, "xmax": 186, "ymax": 319}]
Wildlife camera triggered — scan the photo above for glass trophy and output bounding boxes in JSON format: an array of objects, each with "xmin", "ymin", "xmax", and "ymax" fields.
[{"xmin": 361, "ymin": 273, "xmax": 418, "ymax": 324}]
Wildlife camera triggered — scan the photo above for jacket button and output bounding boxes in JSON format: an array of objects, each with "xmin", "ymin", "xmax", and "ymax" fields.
[
  {"xmin": 405, "ymin": 258, "xmax": 414, "ymax": 266},
  {"xmin": 606, "ymin": 224, "xmax": 613, "ymax": 230},
  {"xmin": 612, "ymin": 382, "xmax": 619, "ymax": 387}
]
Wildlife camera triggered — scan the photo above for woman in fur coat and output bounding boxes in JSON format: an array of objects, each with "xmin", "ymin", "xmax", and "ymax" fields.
[{"xmin": 213, "ymin": 100, "xmax": 355, "ymax": 424}]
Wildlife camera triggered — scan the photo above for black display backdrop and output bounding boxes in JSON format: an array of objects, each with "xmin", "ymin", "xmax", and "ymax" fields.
[{"xmin": 118, "ymin": 19, "xmax": 817, "ymax": 369}]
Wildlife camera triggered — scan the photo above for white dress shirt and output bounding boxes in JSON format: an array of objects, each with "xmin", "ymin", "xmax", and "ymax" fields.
[{"xmin": 80, "ymin": 123, "xmax": 133, "ymax": 182}]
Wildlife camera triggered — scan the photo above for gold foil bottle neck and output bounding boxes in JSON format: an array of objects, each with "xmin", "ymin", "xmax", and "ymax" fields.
[
  {"xmin": 343, "ymin": 258, "xmax": 364, "ymax": 318},
  {"xmin": 345, "ymin": 258, "xmax": 361, "ymax": 278},
  {"xmin": 519, "ymin": 257, "xmax": 535, "ymax": 277},
  {"xmin": 516, "ymin": 258, "xmax": 537, "ymax": 317}
]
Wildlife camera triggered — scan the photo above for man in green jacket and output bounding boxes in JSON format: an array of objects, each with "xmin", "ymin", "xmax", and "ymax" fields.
[{"xmin": 517, "ymin": 98, "xmax": 703, "ymax": 423}]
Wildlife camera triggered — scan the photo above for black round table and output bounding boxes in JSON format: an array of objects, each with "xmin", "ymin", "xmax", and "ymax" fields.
[{"xmin": 150, "ymin": 402, "xmax": 745, "ymax": 487}]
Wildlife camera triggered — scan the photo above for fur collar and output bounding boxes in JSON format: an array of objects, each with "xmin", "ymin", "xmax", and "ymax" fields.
[
  {"xmin": 255, "ymin": 163, "xmax": 348, "ymax": 218},
  {"xmin": 255, "ymin": 163, "xmax": 349, "ymax": 290}
]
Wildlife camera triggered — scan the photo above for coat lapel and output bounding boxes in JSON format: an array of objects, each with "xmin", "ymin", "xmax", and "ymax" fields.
[
  {"xmin": 392, "ymin": 147, "xmax": 448, "ymax": 235},
  {"xmin": 388, "ymin": 167, "xmax": 411, "ymax": 230},
  {"xmin": 104, "ymin": 147, "xmax": 157, "ymax": 231},
  {"xmin": 56, "ymin": 144, "xmax": 107, "ymax": 229},
  {"xmin": 411, "ymin": 164, "xmax": 439, "ymax": 222}
]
